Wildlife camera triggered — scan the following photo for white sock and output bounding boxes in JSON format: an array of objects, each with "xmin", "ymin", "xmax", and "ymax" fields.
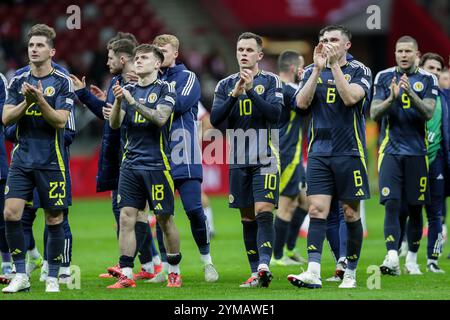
[
  {"xmin": 251, "ymin": 272, "xmax": 258, "ymax": 278},
  {"xmin": 46, "ymin": 276, "xmax": 57, "ymax": 282},
  {"xmin": 1, "ymin": 262, "xmax": 12, "ymax": 268},
  {"xmin": 168, "ymin": 264, "xmax": 180, "ymax": 274},
  {"xmin": 152, "ymin": 255, "xmax": 161, "ymax": 266},
  {"xmin": 406, "ymin": 251, "xmax": 417, "ymax": 264},
  {"xmin": 59, "ymin": 266, "xmax": 70, "ymax": 275},
  {"xmin": 28, "ymin": 247, "xmax": 41, "ymax": 260},
  {"xmin": 42, "ymin": 260, "xmax": 49, "ymax": 272},
  {"xmin": 200, "ymin": 254, "xmax": 212, "ymax": 265},
  {"xmin": 345, "ymin": 268, "xmax": 356, "ymax": 277},
  {"xmin": 308, "ymin": 262, "xmax": 321, "ymax": 276},
  {"xmin": 142, "ymin": 261, "xmax": 154, "ymax": 273},
  {"xmin": 388, "ymin": 250, "xmax": 399, "ymax": 262},
  {"xmin": 257, "ymin": 263, "xmax": 269, "ymax": 272},
  {"xmin": 122, "ymin": 267, "xmax": 133, "ymax": 279},
  {"xmin": 427, "ymin": 259, "xmax": 437, "ymax": 265},
  {"xmin": 204, "ymin": 207, "xmax": 214, "ymax": 232},
  {"xmin": 162, "ymin": 262, "xmax": 169, "ymax": 273}
]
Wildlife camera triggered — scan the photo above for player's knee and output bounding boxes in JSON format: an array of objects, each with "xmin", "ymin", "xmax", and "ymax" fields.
[
  {"xmin": 255, "ymin": 203, "xmax": 274, "ymax": 214},
  {"xmin": 342, "ymin": 202, "xmax": 359, "ymax": 221},
  {"xmin": 308, "ymin": 204, "xmax": 325, "ymax": 219},
  {"xmin": 45, "ymin": 214, "xmax": 63, "ymax": 225},
  {"xmin": 3, "ymin": 206, "xmax": 21, "ymax": 221},
  {"xmin": 167, "ymin": 252, "xmax": 182, "ymax": 265},
  {"xmin": 119, "ymin": 209, "xmax": 136, "ymax": 230},
  {"xmin": 156, "ymin": 214, "xmax": 173, "ymax": 230}
]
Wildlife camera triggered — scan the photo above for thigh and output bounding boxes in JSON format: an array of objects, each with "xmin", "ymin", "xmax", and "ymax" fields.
[
  {"xmin": 175, "ymin": 179, "xmax": 202, "ymax": 212},
  {"xmin": 34, "ymin": 169, "xmax": 68, "ymax": 211},
  {"xmin": 252, "ymin": 164, "xmax": 279, "ymax": 208},
  {"xmin": 306, "ymin": 156, "xmax": 334, "ymax": 197},
  {"xmin": 378, "ymin": 154, "xmax": 403, "ymax": 204},
  {"xmin": 144, "ymin": 170, "xmax": 175, "ymax": 215},
  {"xmin": 229, "ymin": 167, "xmax": 253, "ymax": 209},
  {"xmin": 332, "ymin": 156, "xmax": 370, "ymax": 201},
  {"xmin": 5, "ymin": 166, "xmax": 34, "ymax": 202},
  {"xmin": 117, "ymin": 169, "xmax": 146, "ymax": 210},
  {"xmin": 404, "ymin": 155, "xmax": 430, "ymax": 205}
]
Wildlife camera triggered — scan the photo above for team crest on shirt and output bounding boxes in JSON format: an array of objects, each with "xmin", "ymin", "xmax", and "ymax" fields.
[
  {"xmin": 381, "ymin": 187, "xmax": 390, "ymax": 196},
  {"xmin": 148, "ymin": 93, "xmax": 158, "ymax": 103},
  {"xmin": 413, "ymin": 81, "xmax": 424, "ymax": 92},
  {"xmin": 170, "ymin": 81, "xmax": 176, "ymax": 90},
  {"xmin": 44, "ymin": 86, "xmax": 55, "ymax": 97},
  {"xmin": 344, "ymin": 74, "xmax": 352, "ymax": 82},
  {"xmin": 4, "ymin": 185, "xmax": 9, "ymax": 195},
  {"xmin": 229, "ymin": 194, "xmax": 234, "ymax": 204},
  {"xmin": 254, "ymin": 85, "xmax": 265, "ymax": 95}
]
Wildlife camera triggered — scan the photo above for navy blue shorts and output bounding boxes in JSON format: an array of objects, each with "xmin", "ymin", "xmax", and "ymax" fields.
[
  {"xmin": 117, "ymin": 168, "xmax": 174, "ymax": 214},
  {"xmin": 306, "ymin": 156, "xmax": 370, "ymax": 201},
  {"xmin": 280, "ymin": 161, "xmax": 304, "ymax": 197},
  {"xmin": 378, "ymin": 154, "xmax": 429, "ymax": 205},
  {"xmin": 6, "ymin": 166, "xmax": 68, "ymax": 210},
  {"xmin": 229, "ymin": 165, "xmax": 279, "ymax": 208}
]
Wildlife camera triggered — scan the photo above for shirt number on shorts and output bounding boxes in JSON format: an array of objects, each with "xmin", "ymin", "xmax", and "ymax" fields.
[
  {"xmin": 152, "ymin": 184, "xmax": 164, "ymax": 201},
  {"xmin": 264, "ymin": 174, "xmax": 277, "ymax": 191},
  {"xmin": 419, "ymin": 177, "xmax": 427, "ymax": 192},
  {"xmin": 353, "ymin": 170, "xmax": 363, "ymax": 187},
  {"xmin": 239, "ymin": 99, "xmax": 252, "ymax": 116},
  {"xmin": 49, "ymin": 181, "xmax": 66, "ymax": 199},
  {"xmin": 401, "ymin": 93, "xmax": 411, "ymax": 109},
  {"xmin": 326, "ymin": 87, "xmax": 336, "ymax": 104}
]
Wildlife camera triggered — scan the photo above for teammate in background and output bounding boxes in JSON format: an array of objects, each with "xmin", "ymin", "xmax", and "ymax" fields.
[
  {"xmin": 211, "ymin": 32, "xmax": 283, "ymax": 288},
  {"xmin": 288, "ymin": 25, "xmax": 372, "ymax": 289},
  {"xmin": 417, "ymin": 52, "xmax": 449, "ymax": 273},
  {"xmin": 107, "ymin": 44, "xmax": 179, "ymax": 289},
  {"xmin": 2, "ymin": 24, "xmax": 76, "ymax": 293},
  {"xmin": 153, "ymin": 35, "xmax": 218, "ymax": 283},
  {"xmin": 70, "ymin": 34, "xmax": 161, "ymax": 280},
  {"xmin": 0, "ymin": 73, "xmax": 10, "ymax": 277},
  {"xmin": 371, "ymin": 36, "xmax": 437, "ymax": 275},
  {"xmin": 197, "ymin": 101, "xmax": 216, "ymax": 238},
  {"xmin": 272, "ymin": 50, "xmax": 308, "ymax": 266}
]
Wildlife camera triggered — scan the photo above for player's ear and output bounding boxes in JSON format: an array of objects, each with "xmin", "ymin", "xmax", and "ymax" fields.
[
  {"xmin": 173, "ymin": 50, "xmax": 179, "ymax": 60},
  {"xmin": 257, "ymin": 50, "xmax": 264, "ymax": 62},
  {"xmin": 49, "ymin": 47, "xmax": 56, "ymax": 58},
  {"xmin": 345, "ymin": 40, "xmax": 351, "ymax": 51}
]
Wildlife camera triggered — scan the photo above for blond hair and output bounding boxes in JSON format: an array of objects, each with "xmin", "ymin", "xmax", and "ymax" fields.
[{"xmin": 153, "ymin": 34, "xmax": 179, "ymax": 50}]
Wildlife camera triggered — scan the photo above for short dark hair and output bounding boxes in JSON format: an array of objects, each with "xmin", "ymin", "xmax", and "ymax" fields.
[
  {"xmin": 237, "ymin": 32, "xmax": 263, "ymax": 51},
  {"xmin": 107, "ymin": 32, "xmax": 138, "ymax": 47},
  {"xmin": 278, "ymin": 50, "xmax": 300, "ymax": 73},
  {"xmin": 27, "ymin": 24, "xmax": 56, "ymax": 48},
  {"xmin": 396, "ymin": 35, "xmax": 418, "ymax": 49},
  {"xmin": 419, "ymin": 52, "xmax": 444, "ymax": 69},
  {"xmin": 134, "ymin": 44, "xmax": 164, "ymax": 63},
  {"xmin": 108, "ymin": 39, "xmax": 136, "ymax": 57},
  {"xmin": 319, "ymin": 25, "xmax": 352, "ymax": 41}
]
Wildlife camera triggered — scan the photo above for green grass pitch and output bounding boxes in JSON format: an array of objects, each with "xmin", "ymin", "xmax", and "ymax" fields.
[{"xmin": 2, "ymin": 196, "xmax": 449, "ymax": 300}]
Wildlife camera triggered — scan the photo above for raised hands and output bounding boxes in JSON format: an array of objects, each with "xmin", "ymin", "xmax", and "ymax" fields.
[{"xmin": 313, "ymin": 43, "xmax": 327, "ymax": 70}]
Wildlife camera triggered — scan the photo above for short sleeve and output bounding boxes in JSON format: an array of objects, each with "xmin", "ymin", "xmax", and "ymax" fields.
[
  {"xmin": 373, "ymin": 72, "xmax": 389, "ymax": 101},
  {"xmin": 5, "ymin": 77, "xmax": 21, "ymax": 106},
  {"xmin": 55, "ymin": 77, "xmax": 75, "ymax": 111},
  {"xmin": 424, "ymin": 73, "xmax": 439, "ymax": 100},
  {"xmin": 350, "ymin": 64, "xmax": 372, "ymax": 99},
  {"xmin": 157, "ymin": 82, "xmax": 176, "ymax": 109}
]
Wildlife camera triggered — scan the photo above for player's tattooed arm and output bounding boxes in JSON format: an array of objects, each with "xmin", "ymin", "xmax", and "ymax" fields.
[
  {"xmin": 370, "ymin": 77, "xmax": 399, "ymax": 121},
  {"xmin": 296, "ymin": 43, "xmax": 325, "ymax": 109},
  {"xmin": 399, "ymin": 74, "xmax": 435, "ymax": 120},
  {"xmin": 129, "ymin": 100, "xmax": 172, "ymax": 127},
  {"xmin": 109, "ymin": 81, "xmax": 125, "ymax": 129}
]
